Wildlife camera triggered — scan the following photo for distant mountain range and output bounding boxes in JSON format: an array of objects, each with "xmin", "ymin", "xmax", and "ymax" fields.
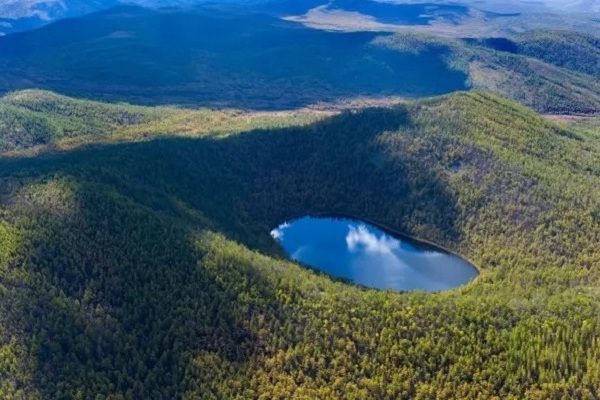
[
  {"xmin": 0, "ymin": 4, "xmax": 598, "ymax": 113},
  {"xmin": 1, "ymin": 0, "xmax": 600, "ymax": 36},
  {"xmin": 0, "ymin": 0, "xmax": 118, "ymax": 35},
  {"xmin": 539, "ymin": 0, "xmax": 600, "ymax": 12},
  {"xmin": 371, "ymin": 0, "xmax": 600, "ymax": 13},
  {"xmin": 0, "ymin": 0, "xmax": 216, "ymax": 35}
]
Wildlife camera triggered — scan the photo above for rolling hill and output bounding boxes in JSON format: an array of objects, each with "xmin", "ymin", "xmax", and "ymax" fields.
[
  {"xmin": 286, "ymin": 0, "xmax": 600, "ymax": 38},
  {"xmin": 378, "ymin": 31, "xmax": 600, "ymax": 114},
  {"xmin": 2, "ymin": 0, "xmax": 599, "ymax": 37},
  {"xmin": 488, "ymin": 30, "xmax": 600, "ymax": 79},
  {"xmin": 0, "ymin": 90, "xmax": 599, "ymax": 398},
  {"xmin": 1, "ymin": 2, "xmax": 600, "ymax": 398}
]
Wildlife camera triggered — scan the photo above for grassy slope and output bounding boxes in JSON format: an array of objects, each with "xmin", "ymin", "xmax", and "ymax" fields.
[
  {"xmin": 0, "ymin": 91, "xmax": 599, "ymax": 399},
  {"xmin": 557, "ymin": 116, "xmax": 600, "ymax": 138}
]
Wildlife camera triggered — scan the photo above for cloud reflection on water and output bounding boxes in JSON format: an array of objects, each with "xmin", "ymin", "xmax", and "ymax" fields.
[
  {"xmin": 346, "ymin": 224, "xmax": 399, "ymax": 254},
  {"xmin": 271, "ymin": 216, "xmax": 477, "ymax": 291}
]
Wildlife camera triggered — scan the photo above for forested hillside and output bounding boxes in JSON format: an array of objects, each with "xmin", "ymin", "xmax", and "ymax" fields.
[
  {"xmin": 0, "ymin": 91, "xmax": 599, "ymax": 399},
  {"xmin": 0, "ymin": 90, "xmax": 169, "ymax": 153},
  {"xmin": 379, "ymin": 31, "xmax": 600, "ymax": 114},
  {"xmin": 510, "ymin": 30, "xmax": 600, "ymax": 79},
  {"xmin": 0, "ymin": 90, "xmax": 328, "ymax": 155}
]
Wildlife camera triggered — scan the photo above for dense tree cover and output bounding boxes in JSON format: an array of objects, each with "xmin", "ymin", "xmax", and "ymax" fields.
[
  {"xmin": 0, "ymin": 90, "xmax": 169, "ymax": 153},
  {"xmin": 6, "ymin": 6, "xmax": 600, "ymax": 116},
  {"xmin": 0, "ymin": 92, "xmax": 599, "ymax": 399},
  {"xmin": 502, "ymin": 31, "xmax": 600, "ymax": 80}
]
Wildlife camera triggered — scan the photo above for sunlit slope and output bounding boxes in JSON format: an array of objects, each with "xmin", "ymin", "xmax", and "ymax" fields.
[
  {"xmin": 0, "ymin": 92, "xmax": 599, "ymax": 399},
  {"xmin": 0, "ymin": 90, "xmax": 330, "ymax": 155},
  {"xmin": 0, "ymin": 90, "xmax": 170, "ymax": 153}
]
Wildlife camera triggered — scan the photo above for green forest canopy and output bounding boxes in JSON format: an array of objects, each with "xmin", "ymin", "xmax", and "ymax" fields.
[{"xmin": 0, "ymin": 91, "xmax": 599, "ymax": 399}]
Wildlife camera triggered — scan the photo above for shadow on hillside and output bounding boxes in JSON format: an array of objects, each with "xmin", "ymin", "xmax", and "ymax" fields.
[
  {"xmin": 0, "ymin": 106, "xmax": 463, "ymax": 396},
  {"xmin": 1, "ymin": 184, "xmax": 281, "ymax": 398},
  {"xmin": 0, "ymin": 106, "xmax": 463, "ymax": 248}
]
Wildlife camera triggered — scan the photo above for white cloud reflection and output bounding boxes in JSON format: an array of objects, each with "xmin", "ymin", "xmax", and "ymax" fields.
[
  {"xmin": 346, "ymin": 224, "xmax": 399, "ymax": 254},
  {"xmin": 270, "ymin": 222, "xmax": 290, "ymax": 240}
]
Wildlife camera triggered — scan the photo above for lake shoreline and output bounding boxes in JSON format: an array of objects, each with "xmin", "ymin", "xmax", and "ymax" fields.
[{"xmin": 272, "ymin": 213, "xmax": 480, "ymax": 292}]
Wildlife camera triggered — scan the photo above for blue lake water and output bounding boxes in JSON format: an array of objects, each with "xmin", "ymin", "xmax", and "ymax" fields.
[{"xmin": 271, "ymin": 216, "xmax": 478, "ymax": 292}]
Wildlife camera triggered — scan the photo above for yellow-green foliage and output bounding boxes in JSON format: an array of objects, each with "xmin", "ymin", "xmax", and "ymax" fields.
[
  {"xmin": 0, "ymin": 92, "xmax": 599, "ymax": 399},
  {"xmin": 0, "ymin": 222, "xmax": 18, "ymax": 271},
  {"xmin": 0, "ymin": 90, "xmax": 331, "ymax": 156}
]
